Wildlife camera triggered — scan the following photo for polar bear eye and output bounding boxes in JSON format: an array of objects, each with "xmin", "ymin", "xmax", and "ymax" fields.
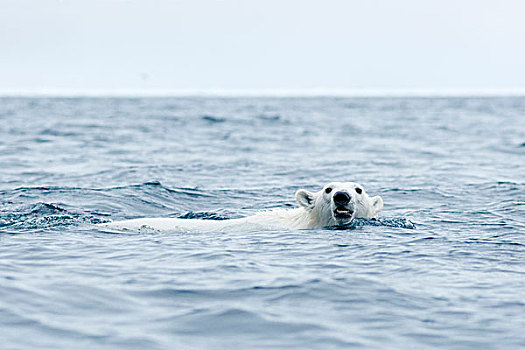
[
  {"xmin": 355, "ymin": 188, "xmax": 362, "ymax": 194},
  {"xmin": 325, "ymin": 187, "xmax": 332, "ymax": 194}
]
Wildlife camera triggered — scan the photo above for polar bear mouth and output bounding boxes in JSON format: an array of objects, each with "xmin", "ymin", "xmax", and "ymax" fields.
[{"xmin": 333, "ymin": 207, "xmax": 353, "ymax": 219}]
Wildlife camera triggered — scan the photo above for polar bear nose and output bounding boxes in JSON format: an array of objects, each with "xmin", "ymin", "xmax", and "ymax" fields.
[{"xmin": 333, "ymin": 191, "xmax": 351, "ymax": 205}]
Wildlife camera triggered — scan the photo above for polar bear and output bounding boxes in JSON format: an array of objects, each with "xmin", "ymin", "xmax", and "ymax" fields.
[{"xmin": 99, "ymin": 182, "xmax": 383, "ymax": 233}]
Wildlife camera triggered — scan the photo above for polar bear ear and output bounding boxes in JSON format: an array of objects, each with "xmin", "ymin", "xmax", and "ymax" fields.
[
  {"xmin": 371, "ymin": 196, "xmax": 383, "ymax": 215},
  {"xmin": 296, "ymin": 189, "xmax": 315, "ymax": 210}
]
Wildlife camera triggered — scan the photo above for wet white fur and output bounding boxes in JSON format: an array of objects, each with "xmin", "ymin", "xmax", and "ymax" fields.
[{"xmin": 98, "ymin": 182, "xmax": 383, "ymax": 233}]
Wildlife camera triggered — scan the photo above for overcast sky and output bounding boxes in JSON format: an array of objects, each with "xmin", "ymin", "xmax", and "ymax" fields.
[{"xmin": 1, "ymin": 0, "xmax": 525, "ymax": 94}]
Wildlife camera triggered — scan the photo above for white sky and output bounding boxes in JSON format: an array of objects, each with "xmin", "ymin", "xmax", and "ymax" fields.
[{"xmin": 1, "ymin": 0, "xmax": 525, "ymax": 93}]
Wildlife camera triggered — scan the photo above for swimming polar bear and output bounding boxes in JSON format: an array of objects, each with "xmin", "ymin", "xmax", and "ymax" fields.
[{"xmin": 99, "ymin": 182, "xmax": 383, "ymax": 233}]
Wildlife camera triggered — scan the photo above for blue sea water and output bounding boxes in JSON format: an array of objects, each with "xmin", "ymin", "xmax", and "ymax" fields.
[{"xmin": 0, "ymin": 96, "xmax": 524, "ymax": 349}]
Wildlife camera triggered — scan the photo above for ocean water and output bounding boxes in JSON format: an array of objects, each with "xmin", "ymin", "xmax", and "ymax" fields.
[{"xmin": 0, "ymin": 96, "xmax": 524, "ymax": 349}]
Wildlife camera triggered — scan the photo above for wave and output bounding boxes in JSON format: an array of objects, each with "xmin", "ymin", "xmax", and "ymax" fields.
[
  {"xmin": 329, "ymin": 217, "xmax": 416, "ymax": 230},
  {"xmin": 178, "ymin": 211, "xmax": 230, "ymax": 220},
  {"xmin": 1, "ymin": 181, "xmax": 215, "ymax": 199},
  {"xmin": 201, "ymin": 115, "xmax": 226, "ymax": 123},
  {"xmin": 0, "ymin": 202, "xmax": 107, "ymax": 231}
]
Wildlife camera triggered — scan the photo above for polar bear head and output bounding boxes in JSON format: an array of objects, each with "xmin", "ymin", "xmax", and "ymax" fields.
[{"xmin": 295, "ymin": 182, "xmax": 383, "ymax": 227}]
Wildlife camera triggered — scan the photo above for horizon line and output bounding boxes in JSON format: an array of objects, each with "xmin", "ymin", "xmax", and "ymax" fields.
[{"xmin": 1, "ymin": 88, "xmax": 525, "ymax": 98}]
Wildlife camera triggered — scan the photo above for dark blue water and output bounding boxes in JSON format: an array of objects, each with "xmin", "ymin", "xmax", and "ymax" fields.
[{"xmin": 1, "ymin": 97, "xmax": 524, "ymax": 349}]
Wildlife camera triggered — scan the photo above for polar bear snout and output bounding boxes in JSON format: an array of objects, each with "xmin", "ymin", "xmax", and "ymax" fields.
[
  {"xmin": 333, "ymin": 191, "xmax": 351, "ymax": 205},
  {"xmin": 331, "ymin": 191, "xmax": 355, "ymax": 222}
]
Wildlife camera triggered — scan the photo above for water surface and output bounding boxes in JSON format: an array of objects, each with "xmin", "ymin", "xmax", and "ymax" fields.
[{"xmin": 1, "ymin": 97, "xmax": 524, "ymax": 349}]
